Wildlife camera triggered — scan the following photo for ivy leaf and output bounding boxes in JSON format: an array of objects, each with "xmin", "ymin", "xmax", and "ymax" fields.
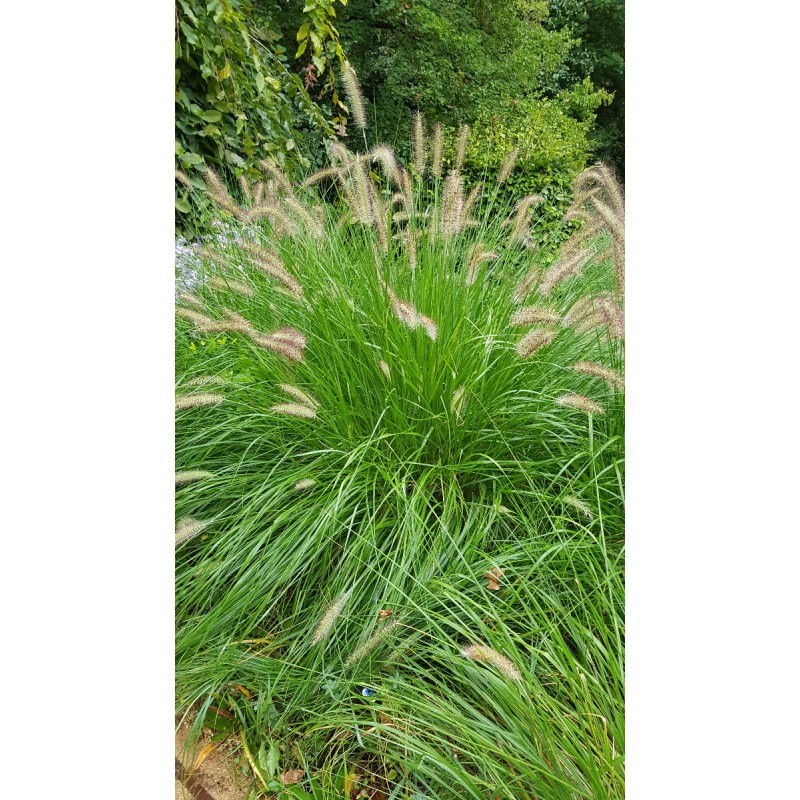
[
  {"xmin": 180, "ymin": 151, "xmax": 204, "ymax": 166},
  {"xmin": 179, "ymin": 21, "xmax": 198, "ymax": 46},
  {"xmin": 202, "ymin": 109, "xmax": 222, "ymax": 122}
]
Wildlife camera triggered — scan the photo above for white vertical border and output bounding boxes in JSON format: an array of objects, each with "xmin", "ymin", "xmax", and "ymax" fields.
[
  {"xmin": 3, "ymin": 1, "xmax": 175, "ymax": 797},
  {"xmin": 3, "ymin": 1, "xmax": 800, "ymax": 797},
  {"xmin": 627, "ymin": 1, "xmax": 799, "ymax": 797}
]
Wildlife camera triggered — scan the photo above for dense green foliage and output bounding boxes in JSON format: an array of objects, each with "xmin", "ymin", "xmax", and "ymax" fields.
[
  {"xmin": 545, "ymin": 0, "xmax": 624, "ymax": 174},
  {"xmin": 175, "ymin": 123, "xmax": 625, "ymax": 798}
]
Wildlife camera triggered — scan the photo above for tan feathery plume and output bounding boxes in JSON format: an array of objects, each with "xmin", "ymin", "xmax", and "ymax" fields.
[
  {"xmin": 196, "ymin": 319, "xmax": 253, "ymax": 335},
  {"xmin": 507, "ymin": 194, "xmax": 542, "ymax": 245},
  {"xmin": 539, "ymin": 247, "xmax": 595, "ymax": 297},
  {"xmin": 341, "ymin": 61, "xmax": 367, "ymax": 131},
  {"xmin": 442, "ymin": 170, "xmax": 465, "ymax": 239},
  {"xmin": 402, "ymin": 228, "xmax": 417, "ymax": 271},
  {"xmin": 571, "ymin": 361, "xmax": 624, "ymax": 391},
  {"xmin": 373, "ymin": 189, "xmax": 389, "ymax": 254},
  {"xmin": 497, "ymin": 148, "xmax": 520, "ymax": 185},
  {"xmin": 463, "ymin": 183, "xmax": 482, "ymax": 219},
  {"xmin": 430, "ymin": 123, "xmax": 444, "ymax": 178},
  {"xmin": 556, "ymin": 393, "xmax": 605, "ymax": 415},
  {"xmin": 178, "ymin": 292, "xmax": 204, "ymax": 307},
  {"xmin": 454, "ymin": 124, "xmax": 470, "ymax": 171},
  {"xmin": 186, "ymin": 375, "xmax": 227, "ymax": 387},
  {"xmin": 175, "ymin": 470, "xmax": 214, "ymax": 486},
  {"xmin": 175, "ymin": 517, "xmax": 208, "ymax": 547},
  {"xmin": 278, "ymin": 383, "xmax": 320, "ymax": 409},
  {"xmin": 271, "ymin": 402, "xmax": 317, "ymax": 420},
  {"xmin": 573, "ymin": 311, "xmax": 607, "ymax": 335},
  {"xmin": 575, "ymin": 162, "xmax": 624, "ymax": 215},
  {"xmin": 176, "ymin": 307, "xmax": 214, "ymax": 326},
  {"xmin": 283, "ymin": 195, "xmax": 325, "ymax": 239},
  {"xmin": 563, "ymin": 494, "xmax": 594, "ymax": 520},
  {"xmin": 293, "ymin": 478, "xmax": 316, "ymax": 491},
  {"xmin": 203, "ymin": 167, "xmax": 244, "ymax": 219},
  {"xmin": 237, "ymin": 241, "xmax": 303, "ymax": 298},
  {"xmin": 465, "ymin": 245, "xmax": 498, "ymax": 286},
  {"xmin": 303, "ymin": 167, "xmax": 338, "ymax": 187},
  {"xmin": 241, "ymin": 202, "xmax": 300, "ymax": 236},
  {"xmin": 411, "ymin": 111, "xmax": 426, "ymax": 176},
  {"xmin": 451, "ymin": 385, "xmax": 467, "ymax": 422},
  {"xmin": 590, "ymin": 196, "xmax": 625, "ymax": 244},
  {"xmin": 350, "ymin": 160, "xmax": 375, "ymax": 225},
  {"xmin": 252, "ymin": 181, "xmax": 264, "ymax": 204},
  {"xmin": 208, "ymin": 276, "xmax": 254, "ymax": 297},
  {"xmin": 561, "ymin": 294, "xmax": 596, "ymax": 328},
  {"xmin": 175, "ymin": 169, "xmax": 193, "ymax": 189},
  {"xmin": 513, "ymin": 267, "xmax": 540, "ymax": 304},
  {"xmin": 460, "ymin": 643, "xmax": 522, "ymax": 682},
  {"xmin": 251, "ymin": 334, "xmax": 304, "ymax": 362},
  {"xmin": 379, "ymin": 360, "xmax": 391, "ymax": 379},
  {"xmin": 516, "ymin": 329, "xmax": 558, "ymax": 359},
  {"xmin": 419, "ymin": 314, "xmax": 438, "ymax": 341},
  {"xmin": 595, "ymin": 294, "xmax": 625, "ymax": 339},
  {"xmin": 175, "ymin": 393, "xmax": 225, "ymax": 410},
  {"xmin": 345, "ymin": 618, "xmax": 401, "ymax": 668},
  {"xmin": 239, "ymin": 175, "xmax": 252, "ymax": 203},
  {"xmin": 271, "ymin": 327, "xmax": 307, "ymax": 349},
  {"xmin": 509, "ymin": 306, "xmax": 562, "ymax": 327},
  {"xmin": 370, "ymin": 145, "xmax": 401, "ymax": 185},
  {"xmin": 260, "ymin": 159, "xmax": 292, "ymax": 194},
  {"xmin": 311, "ymin": 589, "xmax": 351, "ymax": 645}
]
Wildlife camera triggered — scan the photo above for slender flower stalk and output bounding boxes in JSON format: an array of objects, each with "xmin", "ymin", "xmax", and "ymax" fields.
[
  {"xmin": 208, "ymin": 276, "xmax": 254, "ymax": 297},
  {"xmin": 345, "ymin": 619, "xmax": 401, "ymax": 668},
  {"xmin": 430, "ymin": 123, "xmax": 444, "ymax": 178},
  {"xmin": 496, "ymin": 148, "xmax": 520, "ymax": 184},
  {"xmin": 516, "ymin": 329, "xmax": 558, "ymax": 358},
  {"xmin": 411, "ymin": 111, "xmax": 426, "ymax": 176},
  {"xmin": 465, "ymin": 245, "xmax": 498, "ymax": 286},
  {"xmin": 460, "ymin": 643, "xmax": 522, "ymax": 682},
  {"xmin": 539, "ymin": 247, "xmax": 595, "ymax": 297},
  {"xmin": 571, "ymin": 361, "xmax": 624, "ymax": 391},
  {"xmin": 563, "ymin": 494, "xmax": 594, "ymax": 520},
  {"xmin": 454, "ymin": 124, "xmax": 470, "ymax": 171},
  {"xmin": 175, "ymin": 393, "xmax": 225, "ymax": 410},
  {"xmin": 175, "ymin": 470, "xmax": 214, "ymax": 486},
  {"xmin": 556, "ymin": 393, "xmax": 605, "ymax": 415},
  {"xmin": 271, "ymin": 403, "xmax": 317, "ymax": 420},
  {"xmin": 341, "ymin": 61, "xmax": 367, "ymax": 131},
  {"xmin": 175, "ymin": 517, "xmax": 208, "ymax": 546},
  {"xmin": 509, "ymin": 306, "xmax": 562, "ymax": 327},
  {"xmin": 311, "ymin": 590, "xmax": 351, "ymax": 645},
  {"xmin": 278, "ymin": 384, "xmax": 320, "ymax": 409}
]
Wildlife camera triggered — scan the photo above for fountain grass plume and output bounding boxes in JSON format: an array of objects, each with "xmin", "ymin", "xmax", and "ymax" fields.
[
  {"xmin": 278, "ymin": 384, "xmax": 320, "ymax": 409},
  {"xmin": 497, "ymin": 148, "xmax": 520, "ymax": 185},
  {"xmin": 510, "ymin": 306, "xmax": 562, "ymax": 327},
  {"xmin": 454, "ymin": 124, "xmax": 470, "ymax": 172},
  {"xmin": 271, "ymin": 402, "xmax": 317, "ymax": 420},
  {"xmin": 430, "ymin": 123, "xmax": 444, "ymax": 178},
  {"xmin": 412, "ymin": 111, "xmax": 426, "ymax": 176},
  {"xmin": 175, "ymin": 470, "xmax": 215, "ymax": 486},
  {"xmin": 571, "ymin": 361, "xmax": 624, "ymax": 391},
  {"xmin": 539, "ymin": 247, "xmax": 595, "ymax": 297},
  {"xmin": 345, "ymin": 618, "xmax": 402, "ymax": 668},
  {"xmin": 465, "ymin": 245, "xmax": 498, "ymax": 286},
  {"xmin": 311, "ymin": 589, "xmax": 352, "ymax": 645},
  {"xmin": 516, "ymin": 329, "xmax": 558, "ymax": 359},
  {"xmin": 208, "ymin": 276, "xmax": 254, "ymax": 297},
  {"xmin": 175, "ymin": 393, "xmax": 225, "ymax": 410},
  {"xmin": 175, "ymin": 517, "xmax": 208, "ymax": 546},
  {"xmin": 341, "ymin": 61, "xmax": 367, "ymax": 133},
  {"xmin": 556, "ymin": 393, "xmax": 605, "ymax": 415},
  {"xmin": 460, "ymin": 643, "xmax": 522, "ymax": 682}
]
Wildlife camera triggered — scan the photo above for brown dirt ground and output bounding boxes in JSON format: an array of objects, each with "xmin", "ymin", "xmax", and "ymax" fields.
[{"xmin": 175, "ymin": 716, "xmax": 255, "ymax": 800}]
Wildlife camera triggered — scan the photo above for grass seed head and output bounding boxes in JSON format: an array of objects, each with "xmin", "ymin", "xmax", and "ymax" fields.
[
  {"xmin": 509, "ymin": 306, "xmax": 562, "ymax": 327},
  {"xmin": 293, "ymin": 478, "xmax": 317, "ymax": 491},
  {"xmin": 271, "ymin": 403, "xmax": 317, "ymax": 420},
  {"xmin": 454, "ymin": 124, "xmax": 470, "ymax": 171},
  {"xmin": 496, "ymin": 148, "xmax": 520, "ymax": 185},
  {"xmin": 175, "ymin": 393, "xmax": 225, "ymax": 410},
  {"xmin": 345, "ymin": 618, "xmax": 401, "ymax": 668},
  {"xmin": 571, "ymin": 361, "xmax": 624, "ymax": 391},
  {"xmin": 412, "ymin": 111, "xmax": 426, "ymax": 176},
  {"xmin": 341, "ymin": 61, "xmax": 367, "ymax": 131},
  {"xmin": 516, "ymin": 329, "xmax": 558, "ymax": 359},
  {"xmin": 460, "ymin": 643, "xmax": 522, "ymax": 682},
  {"xmin": 430, "ymin": 123, "xmax": 444, "ymax": 178},
  {"xmin": 175, "ymin": 470, "xmax": 215, "ymax": 486},
  {"xmin": 175, "ymin": 517, "xmax": 207, "ymax": 546},
  {"xmin": 312, "ymin": 589, "xmax": 351, "ymax": 645},
  {"xmin": 278, "ymin": 384, "xmax": 320, "ymax": 409},
  {"xmin": 556, "ymin": 393, "xmax": 605, "ymax": 415}
]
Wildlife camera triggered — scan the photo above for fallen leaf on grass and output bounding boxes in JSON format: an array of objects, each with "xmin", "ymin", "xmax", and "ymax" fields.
[
  {"xmin": 280, "ymin": 769, "xmax": 305, "ymax": 785},
  {"xmin": 378, "ymin": 609, "xmax": 394, "ymax": 619},
  {"xmin": 191, "ymin": 742, "xmax": 218, "ymax": 773},
  {"xmin": 483, "ymin": 567, "xmax": 505, "ymax": 591}
]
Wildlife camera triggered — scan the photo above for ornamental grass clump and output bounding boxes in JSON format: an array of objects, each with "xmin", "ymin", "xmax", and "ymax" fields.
[{"xmin": 175, "ymin": 94, "xmax": 624, "ymax": 800}]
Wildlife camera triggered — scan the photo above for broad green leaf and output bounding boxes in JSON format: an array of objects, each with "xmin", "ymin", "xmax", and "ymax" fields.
[
  {"xmin": 201, "ymin": 109, "xmax": 222, "ymax": 122},
  {"xmin": 296, "ymin": 23, "xmax": 309, "ymax": 42},
  {"xmin": 218, "ymin": 62, "xmax": 231, "ymax": 80},
  {"xmin": 180, "ymin": 151, "xmax": 204, "ymax": 166}
]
